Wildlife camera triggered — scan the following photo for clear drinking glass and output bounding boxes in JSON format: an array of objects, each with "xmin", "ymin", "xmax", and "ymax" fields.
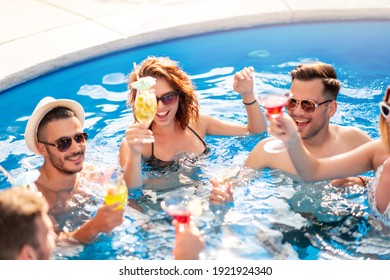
[
  {"xmin": 260, "ymin": 92, "xmax": 290, "ymax": 153},
  {"xmin": 214, "ymin": 166, "xmax": 240, "ymax": 190},
  {"xmin": 133, "ymin": 88, "xmax": 157, "ymax": 143},
  {"xmin": 103, "ymin": 167, "xmax": 128, "ymax": 210},
  {"xmin": 161, "ymin": 195, "xmax": 203, "ymax": 225}
]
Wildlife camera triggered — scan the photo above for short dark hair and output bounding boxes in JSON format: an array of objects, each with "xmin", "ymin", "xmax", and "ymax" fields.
[
  {"xmin": 290, "ymin": 62, "xmax": 341, "ymax": 100},
  {"xmin": 37, "ymin": 106, "xmax": 75, "ymax": 141}
]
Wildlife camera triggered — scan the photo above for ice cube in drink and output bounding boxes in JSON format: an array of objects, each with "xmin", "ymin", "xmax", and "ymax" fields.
[{"xmin": 134, "ymin": 89, "xmax": 157, "ymax": 125}]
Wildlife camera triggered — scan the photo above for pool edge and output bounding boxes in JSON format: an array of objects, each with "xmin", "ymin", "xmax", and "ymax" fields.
[{"xmin": 1, "ymin": 7, "xmax": 390, "ymax": 93}]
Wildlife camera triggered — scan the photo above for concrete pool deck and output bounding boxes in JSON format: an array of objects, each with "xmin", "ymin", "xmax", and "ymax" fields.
[{"xmin": 1, "ymin": 0, "xmax": 390, "ymax": 93}]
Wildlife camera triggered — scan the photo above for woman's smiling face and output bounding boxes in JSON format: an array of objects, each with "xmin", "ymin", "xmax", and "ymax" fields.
[{"xmin": 153, "ymin": 77, "xmax": 179, "ymax": 126}]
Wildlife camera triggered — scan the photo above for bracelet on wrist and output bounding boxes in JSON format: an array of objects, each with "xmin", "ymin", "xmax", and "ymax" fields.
[
  {"xmin": 357, "ymin": 175, "xmax": 368, "ymax": 186},
  {"xmin": 242, "ymin": 100, "xmax": 257, "ymax": 106}
]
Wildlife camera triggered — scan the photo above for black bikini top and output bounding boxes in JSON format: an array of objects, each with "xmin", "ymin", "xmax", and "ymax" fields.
[{"xmin": 144, "ymin": 126, "xmax": 210, "ymax": 171}]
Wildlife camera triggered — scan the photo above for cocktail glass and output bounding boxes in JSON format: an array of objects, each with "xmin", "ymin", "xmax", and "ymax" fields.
[
  {"xmin": 103, "ymin": 167, "xmax": 128, "ymax": 210},
  {"xmin": 214, "ymin": 166, "xmax": 240, "ymax": 190},
  {"xmin": 260, "ymin": 92, "xmax": 290, "ymax": 153},
  {"xmin": 161, "ymin": 195, "xmax": 203, "ymax": 225},
  {"xmin": 133, "ymin": 88, "xmax": 157, "ymax": 143}
]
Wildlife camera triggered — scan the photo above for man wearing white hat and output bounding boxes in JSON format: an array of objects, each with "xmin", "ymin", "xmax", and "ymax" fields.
[
  {"xmin": 23, "ymin": 96, "xmax": 204, "ymax": 258},
  {"xmin": 24, "ymin": 97, "xmax": 124, "ymax": 244}
]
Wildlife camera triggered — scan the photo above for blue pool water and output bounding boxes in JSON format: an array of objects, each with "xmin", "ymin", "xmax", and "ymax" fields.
[{"xmin": 1, "ymin": 20, "xmax": 390, "ymax": 260}]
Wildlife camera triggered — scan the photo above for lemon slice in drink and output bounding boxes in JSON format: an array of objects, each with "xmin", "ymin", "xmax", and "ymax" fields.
[{"xmin": 104, "ymin": 183, "xmax": 128, "ymax": 210}]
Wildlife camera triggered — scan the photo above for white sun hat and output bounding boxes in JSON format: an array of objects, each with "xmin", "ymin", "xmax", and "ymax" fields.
[{"xmin": 24, "ymin": 97, "xmax": 85, "ymax": 155}]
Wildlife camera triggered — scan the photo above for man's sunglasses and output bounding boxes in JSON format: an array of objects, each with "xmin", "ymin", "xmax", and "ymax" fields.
[
  {"xmin": 38, "ymin": 132, "xmax": 88, "ymax": 153},
  {"xmin": 379, "ymin": 101, "xmax": 390, "ymax": 118},
  {"xmin": 287, "ymin": 98, "xmax": 333, "ymax": 113},
  {"xmin": 156, "ymin": 91, "xmax": 179, "ymax": 106}
]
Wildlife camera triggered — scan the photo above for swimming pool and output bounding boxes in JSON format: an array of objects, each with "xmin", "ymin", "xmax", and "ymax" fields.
[{"xmin": 1, "ymin": 20, "xmax": 390, "ymax": 260}]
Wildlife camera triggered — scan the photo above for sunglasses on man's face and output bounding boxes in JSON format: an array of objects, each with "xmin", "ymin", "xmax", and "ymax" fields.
[
  {"xmin": 286, "ymin": 97, "xmax": 333, "ymax": 113},
  {"xmin": 156, "ymin": 91, "xmax": 179, "ymax": 106},
  {"xmin": 38, "ymin": 132, "xmax": 88, "ymax": 153},
  {"xmin": 379, "ymin": 101, "xmax": 390, "ymax": 118}
]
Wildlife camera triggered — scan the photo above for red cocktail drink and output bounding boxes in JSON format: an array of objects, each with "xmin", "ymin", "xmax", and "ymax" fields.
[
  {"xmin": 166, "ymin": 204, "xmax": 191, "ymax": 224},
  {"xmin": 260, "ymin": 92, "xmax": 290, "ymax": 153},
  {"xmin": 262, "ymin": 94, "xmax": 288, "ymax": 117},
  {"xmin": 161, "ymin": 196, "xmax": 192, "ymax": 224}
]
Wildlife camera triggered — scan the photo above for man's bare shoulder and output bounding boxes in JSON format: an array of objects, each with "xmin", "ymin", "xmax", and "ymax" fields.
[
  {"xmin": 245, "ymin": 138, "xmax": 282, "ymax": 168},
  {"xmin": 330, "ymin": 124, "xmax": 372, "ymax": 142}
]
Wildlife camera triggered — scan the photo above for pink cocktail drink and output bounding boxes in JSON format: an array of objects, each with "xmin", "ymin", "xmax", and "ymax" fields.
[
  {"xmin": 161, "ymin": 195, "xmax": 203, "ymax": 233},
  {"xmin": 161, "ymin": 196, "xmax": 192, "ymax": 224},
  {"xmin": 260, "ymin": 93, "xmax": 290, "ymax": 153},
  {"xmin": 262, "ymin": 94, "xmax": 288, "ymax": 117},
  {"xmin": 168, "ymin": 205, "xmax": 191, "ymax": 224}
]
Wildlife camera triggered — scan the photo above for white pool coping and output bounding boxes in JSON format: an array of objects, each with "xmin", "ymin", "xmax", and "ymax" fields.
[{"xmin": 1, "ymin": 0, "xmax": 390, "ymax": 92}]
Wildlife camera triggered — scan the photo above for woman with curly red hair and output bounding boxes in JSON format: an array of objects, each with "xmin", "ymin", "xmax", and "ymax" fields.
[{"xmin": 119, "ymin": 56, "xmax": 266, "ymax": 188}]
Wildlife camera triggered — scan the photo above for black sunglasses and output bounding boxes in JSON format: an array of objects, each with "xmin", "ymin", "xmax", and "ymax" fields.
[
  {"xmin": 379, "ymin": 101, "xmax": 390, "ymax": 118},
  {"xmin": 38, "ymin": 132, "xmax": 88, "ymax": 153},
  {"xmin": 287, "ymin": 98, "xmax": 333, "ymax": 113},
  {"xmin": 156, "ymin": 91, "xmax": 179, "ymax": 106}
]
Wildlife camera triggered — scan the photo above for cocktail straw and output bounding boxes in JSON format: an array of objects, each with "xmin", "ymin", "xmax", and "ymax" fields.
[
  {"xmin": 133, "ymin": 62, "xmax": 139, "ymax": 80},
  {"xmin": 0, "ymin": 164, "xmax": 15, "ymax": 186}
]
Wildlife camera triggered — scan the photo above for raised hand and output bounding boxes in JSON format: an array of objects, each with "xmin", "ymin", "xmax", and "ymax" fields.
[
  {"xmin": 71, "ymin": 202, "xmax": 125, "ymax": 244},
  {"xmin": 209, "ymin": 177, "xmax": 234, "ymax": 205},
  {"xmin": 124, "ymin": 122, "xmax": 154, "ymax": 154},
  {"xmin": 172, "ymin": 220, "xmax": 205, "ymax": 260},
  {"xmin": 92, "ymin": 202, "xmax": 125, "ymax": 233},
  {"xmin": 267, "ymin": 112, "xmax": 300, "ymax": 145},
  {"xmin": 233, "ymin": 66, "xmax": 255, "ymax": 99}
]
